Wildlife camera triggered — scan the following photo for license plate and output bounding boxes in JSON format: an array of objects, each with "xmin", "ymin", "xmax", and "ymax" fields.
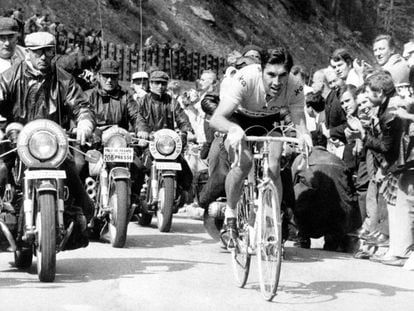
[
  {"xmin": 25, "ymin": 170, "xmax": 66, "ymax": 180},
  {"xmin": 155, "ymin": 162, "xmax": 182, "ymax": 171},
  {"xmin": 103, "ymin": 147, "xmax": 134, "ymax": 163}
]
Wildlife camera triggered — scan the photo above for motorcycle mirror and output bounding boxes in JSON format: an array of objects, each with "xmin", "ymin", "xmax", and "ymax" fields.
[{"xmin": 85, "ymin": 150, "xmax": 101, "ymax": 163}]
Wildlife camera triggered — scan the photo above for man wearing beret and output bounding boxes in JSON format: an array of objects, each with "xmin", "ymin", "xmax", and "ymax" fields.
[
  {"xmin": 0, "ymin": 31, "xmax": 96, "ymax": 247},
  {"xmin": 135, "ymin": 70, "xmax": 194, "ymax": 209},
  {"xmin": 0, "ymin": 17, "xmax": 26, "ymax": 73}
]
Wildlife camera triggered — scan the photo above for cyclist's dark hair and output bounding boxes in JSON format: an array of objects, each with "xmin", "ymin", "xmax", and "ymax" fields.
[
  {"xmin": 201, "ymin": 93, "xmax": 219, "ymax": 116},
  {"xmin": 329, "ymin": 48, "xmax": 353, "ymax": 67},
  {"xmin": 262, "ymin": 47, "xmax": 294, "ymax": 72},
  {"xmin": 305, "ymin": 91, "xmax": 325, "ymax": 113}
]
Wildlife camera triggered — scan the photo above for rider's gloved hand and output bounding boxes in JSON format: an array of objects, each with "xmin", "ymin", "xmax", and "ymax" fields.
[
  {"xmin": 76, "ymin": 120, "xmax": 94, "ymax": 145},
  {"xmin": 227, "ymin": 125, "xmax": 245, "ymax": 150},
  {"xmin": 137, "ymin": 131, "xmax": 149, "ymax": 147}
]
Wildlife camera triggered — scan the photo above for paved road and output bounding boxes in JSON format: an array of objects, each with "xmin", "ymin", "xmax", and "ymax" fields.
[{"xmin": 1, "ymin": 214, "xmax": 413, "ymax": 311}]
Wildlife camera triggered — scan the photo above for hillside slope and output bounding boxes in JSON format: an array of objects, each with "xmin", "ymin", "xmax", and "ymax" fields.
[{"xmin": 3, "ymin": 0, "xmax": 395, "ymax": 71}]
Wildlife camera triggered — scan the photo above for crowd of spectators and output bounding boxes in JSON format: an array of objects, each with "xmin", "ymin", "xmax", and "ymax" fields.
[
  {"xmin": 159, "ymin": 39, "xmax": 414, "ymax": 270},
  {"xmin": 1, "ymin": 5, "xmax": 413, "ymax": 271},
  {"xmin": 1, "ymin": 7, "xmax": 101, "ymax": 54}
]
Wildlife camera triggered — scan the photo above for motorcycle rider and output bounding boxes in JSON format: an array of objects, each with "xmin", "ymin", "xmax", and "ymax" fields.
[
  {"xmin": 76, "ymin": 59, "xmax": 143, "ymax": 236},
  {"xmin": 0, "ymin": 32, "xmax": 95, "ymax": 247},
  {"xmin": 135, "ymin": 70, "xmax": 194, "ymax": 205},
  {"xmin": 75, "ymin": 59, "xmax": 139, "ymax": 180}
]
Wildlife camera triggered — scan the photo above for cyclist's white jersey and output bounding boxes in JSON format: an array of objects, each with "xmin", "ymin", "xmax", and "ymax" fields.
[{"xmin": 220, "ymin": 64, "xmax": 305, "ymax": 120}]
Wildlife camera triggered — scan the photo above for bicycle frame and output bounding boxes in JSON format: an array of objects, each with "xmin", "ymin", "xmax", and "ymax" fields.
[{"xmin": 232, "ymin": 133, "xmax": 309, "ymax": 301}]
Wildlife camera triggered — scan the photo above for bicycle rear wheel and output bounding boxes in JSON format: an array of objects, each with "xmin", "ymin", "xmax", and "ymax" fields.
[
  {"xmin": 257, "ymin": 182, "xmax": 282, "ymax": 301},
  {"xmin": 231, "ymin": 188, "xmax": 251, "ymax": 288}
]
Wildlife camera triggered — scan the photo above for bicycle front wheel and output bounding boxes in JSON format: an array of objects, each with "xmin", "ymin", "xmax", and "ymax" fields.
[
  {"xmin": 257, "ymin": 182, "xmax": 282, "ymax": 301},
  {"xmin": 231, "ymin": 188, "xmax": 251, "ymax": 288}
]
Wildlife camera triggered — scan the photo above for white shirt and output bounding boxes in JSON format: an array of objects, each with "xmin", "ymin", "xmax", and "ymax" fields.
[{"xmin": 220, "ymin": 64, "xmax": 304, "ymax": 118}]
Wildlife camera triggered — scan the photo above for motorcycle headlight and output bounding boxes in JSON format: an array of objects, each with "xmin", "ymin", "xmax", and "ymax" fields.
[
  {"xmin": 28, "ymin": 131, "xmax": 58, "ymax": 161},
  {"xmin": 106, "ymin": 134, "xmax": 127, "ymax": 148},
  {"xmin": 156, "ymin": 135, "xmax": 176, "ymax": 155}
]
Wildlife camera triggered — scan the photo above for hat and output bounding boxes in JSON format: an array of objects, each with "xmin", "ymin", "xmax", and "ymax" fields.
[
  {"xmin": 25, "ymin": 32, "xmax": 56, "ymax": 50},
  {"xmin": 403, "ymin": 41, "xmax": 414, "ymax": 58},
  {"xmin": 150, "ymin": 70, "xmax": 169, "ymax": 82},
  {"xmin": 241, "ymin": 44, "xmax": 263, "ymax": 57},
  {"xmin": 132, "ymin": 71, "xmax": 149, "ymax": 80},
  {"xmin": 0, "ymin": 17, "xmax": 19, "ymax": 35},
  {"xmin": 99, "ymin": 59, "xmax": 119, "ymax": 74}
]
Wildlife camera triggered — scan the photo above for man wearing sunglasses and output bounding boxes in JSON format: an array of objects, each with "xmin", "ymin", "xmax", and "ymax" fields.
[{"xmin": 0, "ymin": 31, "xmax": 96, "ymax": 248}]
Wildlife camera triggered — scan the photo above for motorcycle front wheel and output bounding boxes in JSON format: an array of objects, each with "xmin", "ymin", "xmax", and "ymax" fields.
[
  {"xmin": 36, "ymin": 192, "xmax": 57, "ymax": 282},
  {"xmin": 157, "ymin": 176, "xmax": 174, "ymax": 232},
  {"xmin": 108, "ymin": 179, "xmax": 129, "ymax": 248}
]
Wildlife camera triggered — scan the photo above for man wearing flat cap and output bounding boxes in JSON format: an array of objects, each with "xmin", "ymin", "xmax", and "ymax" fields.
[
  {"xmin": 130, "ymin": 71, "xmax": 149, "ymax": 101},
  {"xmin": 134, "ymin": 70, "xmax": 194, "ymax": 210},
  {"xmin": 0, "ymin": 17, "xmax": 26, "ymax": 73},
  {"xmin": 77, "ymin": 59, "xmax": 139, "ymax": 176},
  {"xmin": 0, "ymin": 31, "xmax": 96, "ymax": 248}
]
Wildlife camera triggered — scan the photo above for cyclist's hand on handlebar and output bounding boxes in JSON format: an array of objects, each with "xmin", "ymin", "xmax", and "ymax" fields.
[
  {"xmin": 76, "ymin": 120, "xmax": 94, "ymax": 146},
  {"xmin": 227, "ymin": 125, "xmax": 245, "ymax": 150}
]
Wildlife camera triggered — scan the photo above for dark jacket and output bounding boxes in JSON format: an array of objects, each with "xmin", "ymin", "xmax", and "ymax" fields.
[
  {"xmin": 364, "ymin": 95, "xmax": 403, "ymax": 173},
  {"xmin": 135, "ymin": 92, "xmax": 192, "ymax": 133},
  {"xmin": 325, "ymin": 88, "xmax": 347, "ymax": 143},
  {"xmin": 85, "ymin": 86, "xmax": 137, "ymax": 131},
  {"xmin": 292, "ymin": 146, "xmax": 360, "ymax": 238},
  {"xmin": 0, "ymin": 60, "xmax": 94, "ymax": 130}
]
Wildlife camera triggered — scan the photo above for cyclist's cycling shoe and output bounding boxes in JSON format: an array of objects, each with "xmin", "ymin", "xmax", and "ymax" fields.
[{"xmin": 220, "ymin": 217, "xmax": 238, "ymax": 249}]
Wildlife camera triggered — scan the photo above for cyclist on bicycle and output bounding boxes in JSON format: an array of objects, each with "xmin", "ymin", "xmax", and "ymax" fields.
[{"xmin": 209, "ymin": 47, "xmax": 312, "ymax": 247}]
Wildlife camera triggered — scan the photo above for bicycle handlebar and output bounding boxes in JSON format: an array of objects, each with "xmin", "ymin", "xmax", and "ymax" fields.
[
  {"xmin": 244, "ymin": 136, "xmax": 301, "ymax": 144},
  {"xmin": 232, "ymin": 135, "xmax": 310, "ymax": 169}
]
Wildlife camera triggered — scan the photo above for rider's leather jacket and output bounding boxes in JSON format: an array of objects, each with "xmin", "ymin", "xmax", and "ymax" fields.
[
  {"xmin": 135, "ymin": 91, "xmax": 192, "ymax": 134},
  {"xmin": 0, "ymin": 60, "xmax": 95, "ymax": 130},
  {"xmin": 85, "ymin": 85, "xmax": 137, "ymax": 130}
]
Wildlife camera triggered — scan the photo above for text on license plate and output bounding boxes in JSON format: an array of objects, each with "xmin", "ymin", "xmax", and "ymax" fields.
[
  {"xmin": 103, "ymin": 147, "xmax": 134, "ymax": 163},
  {"xmin": 155, "ymin": 162, "xmax": 182, "ymax": 171},
  {"xmin": 25, "ymin": 170, "xmax": 66, "ymax": 180}
]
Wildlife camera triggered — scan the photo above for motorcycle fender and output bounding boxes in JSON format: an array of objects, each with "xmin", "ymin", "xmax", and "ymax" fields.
[
  {"xmin": 160, "ymin": 170, "xmax": 176, "ymax": 178},
  {"xmin": 109, "ymin": 167, "xmax": 131, "ymax": 181},
  {"xmin": 35, "ymin": 181, "xmax": 57, "ymax": 194}
]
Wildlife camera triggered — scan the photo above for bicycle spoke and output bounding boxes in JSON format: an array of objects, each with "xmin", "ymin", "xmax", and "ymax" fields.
[{"xmin": 257, "ymin": 184, "xmax": 282, "ymax": 301}]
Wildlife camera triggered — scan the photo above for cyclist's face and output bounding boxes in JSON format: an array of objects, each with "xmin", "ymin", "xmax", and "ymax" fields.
[{"xmin": 263, "ymin": 64, "xmax": 288, "ymax": 97}]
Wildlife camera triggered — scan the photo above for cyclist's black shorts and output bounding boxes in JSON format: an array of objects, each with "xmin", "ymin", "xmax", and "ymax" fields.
[{"xmin": 231, "ymin": 112, "xmax": 281, "ymax": 136}]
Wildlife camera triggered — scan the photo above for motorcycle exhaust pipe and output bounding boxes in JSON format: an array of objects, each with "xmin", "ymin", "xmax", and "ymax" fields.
[{"xmin": 0, "ymin": 219, "xmax": 16, "ymax": 251}]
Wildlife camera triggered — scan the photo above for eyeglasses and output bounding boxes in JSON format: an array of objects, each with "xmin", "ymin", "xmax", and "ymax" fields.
[
  {"xmin": 0, "ymin": 34, "xmax": 17, "ymax": 43},
  {"xmin": 30, "ymin": 47, "xmax": 55, "ymax": 57},
  {"xmin": 101, "ymin": 74, "xmax": 118, "ymax": 80}
]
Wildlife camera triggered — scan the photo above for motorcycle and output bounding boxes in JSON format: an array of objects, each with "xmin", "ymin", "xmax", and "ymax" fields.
[
  {"xmin": 0, "ymin": 119, "xmax": 87, "ymax": 282},
  {"xmin": 84, "ymin": 126, "xmax": 135, "ymax": 248},
  {"xmin": 137, "ymin": 128, "xmax": 184, "ymax": 232}
]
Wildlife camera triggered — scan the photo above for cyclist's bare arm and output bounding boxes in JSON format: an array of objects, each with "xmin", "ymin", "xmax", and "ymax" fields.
[{"xmin": 210, "ymin": 97, "xmax": 240, "ymax": 134}]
